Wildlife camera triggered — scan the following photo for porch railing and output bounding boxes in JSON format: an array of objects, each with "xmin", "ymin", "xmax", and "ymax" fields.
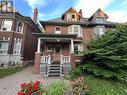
[
  {"xmin": 61, "ymin": 55, "xmax": 70, "ymax": 64},
  {"xmin": 41, "ymin": 55, "xmax": 51, "ymax": 64}
]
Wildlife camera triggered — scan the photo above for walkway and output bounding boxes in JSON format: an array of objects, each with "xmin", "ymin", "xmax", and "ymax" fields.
[{"xmin": 0, "ymin": 66, "xmax": 69, "ymax": 95}]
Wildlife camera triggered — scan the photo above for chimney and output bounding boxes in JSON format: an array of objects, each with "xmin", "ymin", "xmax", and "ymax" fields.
[
  {"xmin": 79, "ymin": 9, "xmax": 82, "ymax": 18},
  {"xmin": 33, "ymin": 8, "xmax": 38, "ymax": 24}
]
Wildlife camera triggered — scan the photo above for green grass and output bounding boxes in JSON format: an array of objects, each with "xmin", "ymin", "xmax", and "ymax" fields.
[
  {"xmin": 0, "ymin": 67, "xmax": 22, "ymax": 78},
  {"xmin": 85, "ymin": 76, "xmax": 127, "ymax": 95}
]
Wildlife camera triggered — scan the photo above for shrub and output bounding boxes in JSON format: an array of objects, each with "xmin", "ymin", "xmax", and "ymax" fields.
[{"xmin": 46, "ymin": 82, "xmax": 67, "ymax": 95}]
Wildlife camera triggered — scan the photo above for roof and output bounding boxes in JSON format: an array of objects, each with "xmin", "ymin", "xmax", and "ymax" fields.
[
  {"xmin": 40, "ymin": 17, "xmax": 116, "ymax": 27},
  {"xmin": 0, "ymin": 12, "xmax": 41, "ymax": 33}
]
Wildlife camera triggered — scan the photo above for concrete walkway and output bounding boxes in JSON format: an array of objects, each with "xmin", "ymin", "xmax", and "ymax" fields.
[{"xmin": 0, "ymin": 66, "xmax": 69, "ymax": 95}]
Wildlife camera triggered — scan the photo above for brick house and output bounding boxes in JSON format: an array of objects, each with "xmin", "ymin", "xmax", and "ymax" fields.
[
  {"xmin": 34, "ymin": 7, "xmax": 115, "ymax": 76},
  {"xmin": 0, "ymin": 5, "xmax": 41, "ymax": 67}
]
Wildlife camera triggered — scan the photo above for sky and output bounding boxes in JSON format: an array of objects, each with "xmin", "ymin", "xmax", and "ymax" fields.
[{"xmin": 1, "ymin": 0, "xmax": 127, "ymax": 22}]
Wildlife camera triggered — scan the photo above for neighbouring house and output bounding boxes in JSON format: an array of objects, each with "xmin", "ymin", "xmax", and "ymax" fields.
[
  {"xmin": 33, "ymin": 7, "xmax": 116, "ymax": 77},
  {"xmin": 0, "ymin": 2, "xmax": 41, "ymax": 67}
]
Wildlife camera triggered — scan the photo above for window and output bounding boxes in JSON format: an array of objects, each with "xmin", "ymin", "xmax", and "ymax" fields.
[
  {"xmin": 94, "ymin": 26, "xmax": 105, "ymax": 38},
  {"xmin": 47, "ymin": 45, "xmax": 52, "ymax": 52},
  {"xmin": 74, "ymin": 44, "xmax": 83, "ymax": 55},
  {"xmin": 16, "ymin": 21, "xmax": 24, "ymax": 32},
  {"xmin": 55, "ymin": 27, "xmax": 61, "ymax": 34},
  {"xmin": 68, "ymin": 25, "xmax": 82, "ymax": 37},
  {"xmin": 74, "ymin": 44, "xmax": 78, "ymax": 54},
  {"xmin": 67, "ymin": 13, "xmax": 77, "ymax": 22},
  {"xmin": 13, "ymin": 40, "xmax": 21, "ymax": 55},
  {"xmin": 96, "ymin": 17, "xmax": 104, "ymax": 23},
  {"xmin": 0, "ymin": 41, "xmax": 9, "ymax": 55},
  {"xmin": 1, "ymin": 19, "xmax": 12, "ymax": 31},
  {"xmin": 72, "ymin": 15, "xmax": 75, "ymax": 18}
]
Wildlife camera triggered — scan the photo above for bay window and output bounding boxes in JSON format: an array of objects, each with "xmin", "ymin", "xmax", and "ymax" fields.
[{"xmin": 68, "ymin": 25, "xmax": 82, "ymax": 37}]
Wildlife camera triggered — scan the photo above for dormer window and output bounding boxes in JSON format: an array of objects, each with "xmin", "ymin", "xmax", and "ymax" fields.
[
  {"xmin": 72, "ymin": 15, "xmax": 75, "ymax": 18},
  {"xmin": 67, "ymin": 13, "xmax": 77, "ymax": 22},
  {"xmin": 96, "ymin": 17, "xmax": 104, "ymax": 23}
]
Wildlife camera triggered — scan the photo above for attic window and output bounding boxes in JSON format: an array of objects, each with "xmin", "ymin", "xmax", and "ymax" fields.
[
  {"xmin": 96, "ymin": 17, "xmax": 104, "ymax": 23},
  {"xmin": 72, "ymin": 15, "xmax": 75, "ymax": 18}
]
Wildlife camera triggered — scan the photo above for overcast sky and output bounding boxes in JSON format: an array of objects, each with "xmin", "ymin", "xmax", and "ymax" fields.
[{"xmin": 1, "ymin": 0, "xmax": 127, "ymax": 22}]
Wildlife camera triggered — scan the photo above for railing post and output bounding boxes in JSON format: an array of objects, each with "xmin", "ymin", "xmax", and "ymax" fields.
[{"xmin": 48, "ymin": 55, "xmax": 51, "ymax": 64}]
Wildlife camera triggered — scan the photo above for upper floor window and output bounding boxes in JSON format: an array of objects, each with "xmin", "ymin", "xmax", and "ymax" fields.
[
  {"xmin": 55, "ymin": 27, "xmax": 61, "ymax": 34},
  {"xmin": 0, "ymin": 19, "xmax": 12, "ymax": 31},
  {"xmin": 96, "ymin": 17, "xmax": 104, "ymax": 23},
  {"xmin": 94, "ymin": 26, "xmax": 105, "ymax": 38},
  {"xmin": 68, "ymin": 25, "xmax": 82, "ymax": 37},
  {"xmin": 16, "ymin": 21, "xmax": 24, "ymax": 33},
  {"xmin": 0, "ymin": 41, "xmax": 9, "ymax": 55}
]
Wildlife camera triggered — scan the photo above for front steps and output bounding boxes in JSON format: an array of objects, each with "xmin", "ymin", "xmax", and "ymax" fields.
[{"xmin": 48, "ymin": 64, "xmax": 63, "ymax": 77}]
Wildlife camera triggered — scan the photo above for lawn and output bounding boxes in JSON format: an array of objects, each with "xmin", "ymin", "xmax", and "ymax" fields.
[
  {"xmin": 85, "ymin": 76, "xmax": 127, "ymax": 95},
  {"xmin": 0, "ymin": 67, "xmax": 22, "ymax": 78}
]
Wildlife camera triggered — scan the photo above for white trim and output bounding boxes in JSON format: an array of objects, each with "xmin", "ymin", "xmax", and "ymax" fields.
[
  {"xmin": 71, "ymin": 38, "xmax": 74, "ymax": 53},
  {"xmin": 37, "ymin": 38, "xmax": 41, "ymax": 53}
]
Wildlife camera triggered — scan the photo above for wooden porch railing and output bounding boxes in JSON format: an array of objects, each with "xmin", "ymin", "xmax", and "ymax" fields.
[
  {"xmin": 61, "ymin": 55, "xmax": 70, "ymax": 64},
  {"xmin": 41, "ymin": 55, "xmax": 51, "ymax": 64}
]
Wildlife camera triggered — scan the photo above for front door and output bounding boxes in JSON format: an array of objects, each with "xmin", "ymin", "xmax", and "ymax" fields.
[{"xmin": 54, "ymin": 45, "xmax": 61, "ymax": 63}]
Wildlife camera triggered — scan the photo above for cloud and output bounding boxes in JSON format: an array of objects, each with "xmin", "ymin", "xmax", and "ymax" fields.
[
  {"xmin": 24, "ymin": 0, "xmax": 45, "ymax": 9},
  {"xmin": 75, "ymin": 0, "xmax": 114, "ymax": 18},
  {"xmin": 107, "ymin": 10, "xmax": 127, "ymax": 23},
  {"xmin": 38, "ymin": 13, "xmax": 44, "ymax": 20}
]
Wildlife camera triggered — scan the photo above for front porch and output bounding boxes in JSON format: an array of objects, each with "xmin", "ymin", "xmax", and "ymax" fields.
[{"xmin": 34, "ymin": 33, "xmax": 77, "ymax": 76}]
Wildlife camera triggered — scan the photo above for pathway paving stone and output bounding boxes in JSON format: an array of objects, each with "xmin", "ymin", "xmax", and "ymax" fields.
[{"xmin": 0, "ymin": 66, "xmax": 69, "ymax": 95}]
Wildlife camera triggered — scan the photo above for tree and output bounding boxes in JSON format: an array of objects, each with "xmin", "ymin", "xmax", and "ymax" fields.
[{"xmin": 81, "ymin": 24, "xmax": 127, "ymax": 82}]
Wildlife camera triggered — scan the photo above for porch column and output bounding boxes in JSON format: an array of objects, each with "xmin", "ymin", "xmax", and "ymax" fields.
[
  {"xmin": 37, "ymin": 38, "xmax": 41, "ymax": 53},
  {"xmin": 71, "ymin": 38, "xmax": 74, "ymax": 53},
  {"xmin": 34, "ymin": 38, "xmax": 41, "ymax": 74}
]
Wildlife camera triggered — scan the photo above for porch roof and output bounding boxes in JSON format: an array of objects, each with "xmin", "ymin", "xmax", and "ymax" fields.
[{"xmin": 32, "ymin": 33, "xmax": 77, "ymax": 38}]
